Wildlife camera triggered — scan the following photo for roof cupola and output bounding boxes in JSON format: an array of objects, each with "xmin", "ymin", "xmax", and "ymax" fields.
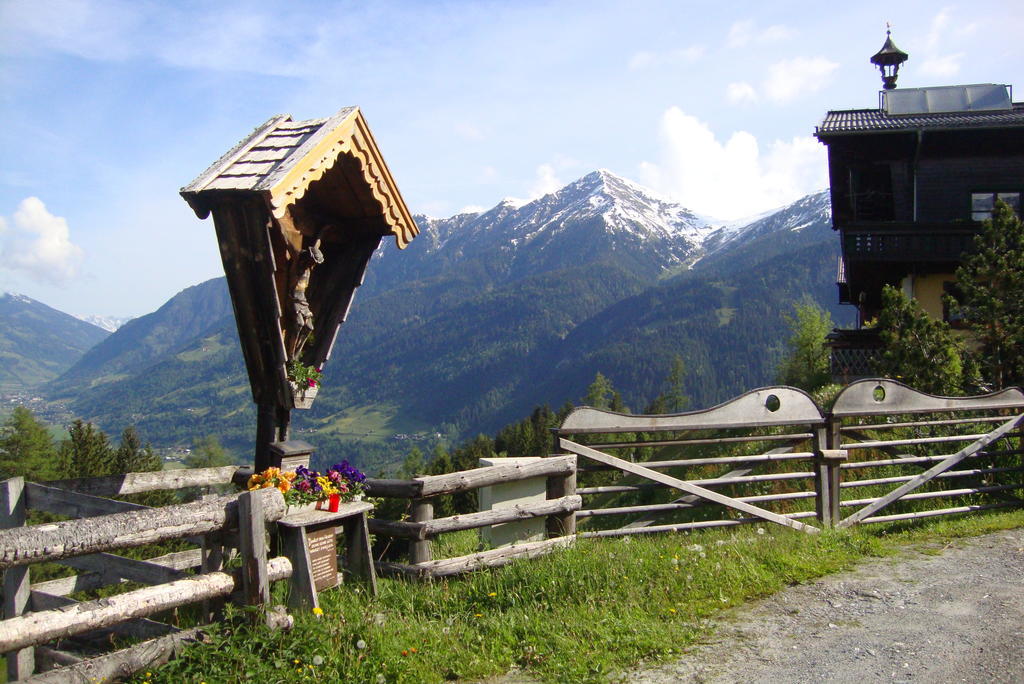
[{"xmin": 870, "ymin": 28, "xmax": 909, "ymax": 90}]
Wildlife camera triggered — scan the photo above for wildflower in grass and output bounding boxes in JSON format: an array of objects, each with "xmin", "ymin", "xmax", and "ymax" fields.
[
  {"xmin": 313, "ymin": 655, "xmax": 324, "ymax": 666},
  {"xmin": 487, "ymin": 592, "xmax": 497, "ymax": 597},
  {"xmin": 474, "ymin": 613, "xmax": 483, "ymax": 617},
  {"xmin": 401, "ymin": 650, "xmax": 409, "ymax": 657},
  {"xmin": 410, "ymin": 647, "xmax": 418, "ymax": 654},
  {"xmin": 356, "ymin": 639, "xmax": 367, "ymax": 650},
  {"xmin": 668, "ymin": 608, "xmax": 676, "ymax": 614},
  {"xmin": 757, "ymin": 527, "xmax": 766, "ymax": 535},
  {"xmin": 312, "ymin": 606, "xmax": 324, "ymax": 617}
]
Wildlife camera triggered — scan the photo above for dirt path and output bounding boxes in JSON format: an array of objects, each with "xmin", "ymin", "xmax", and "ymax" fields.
[{"xmin": 625, "ymin": 528, "xmax": 1024, "ymax": 683}]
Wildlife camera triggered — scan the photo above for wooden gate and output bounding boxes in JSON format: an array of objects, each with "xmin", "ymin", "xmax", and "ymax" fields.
[
  {"xmin": 828, "ymin": 379, "xmax": 1024, "ymax": 527},
  {"xmin": 555, "ymin": 387, "xmax": 829, "ymax": 537}
]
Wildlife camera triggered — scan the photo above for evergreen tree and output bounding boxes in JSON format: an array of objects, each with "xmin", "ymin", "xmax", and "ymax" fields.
[
  {"xmin": 398, "ymin": 446, "xmax": 426, "ymax": 479},
  {"xmin": 114, "ymin": 426, "xmax": 162, "ymax": 473},
  {"xmin": 951, "ymin": 200, "xmax": 1024, "ymax": 389},
  {"xmin": 185, "ymin": 435, "xmax": 234, "ymax": 469},
  {"xmin": 647, "ymin": 355, "xmax": 691, "ymax": 413},
  {"xmin": 873, "ymin": 285, "xmax": 965, "ymax": 395},
  {"xmin": 776, "ymin": 297, "xmax": 833, "ymax": 391},
  {"xmin": 0, "ymin": 406, "xmax": 59, "ymax": 480},
  {"xmin": 584, "ymin": 372, "xmax": 615, "ymax": 409},
  {"xmin": 58, "ymin": 420, "xmax": 115, "ymax": 478}
]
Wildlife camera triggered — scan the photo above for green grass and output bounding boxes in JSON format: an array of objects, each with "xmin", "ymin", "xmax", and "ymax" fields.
[
  {"xmin": 315, "ymin": 403, "xmax": 432, "ymax": 445},
  {"xmin": 131, "ymin": 508, "xmax": 1024, "ymax": 684}
]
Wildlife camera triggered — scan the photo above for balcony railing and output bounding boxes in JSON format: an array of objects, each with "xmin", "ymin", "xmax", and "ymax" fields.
[{"xmin": 842, "ymin": 226, "xmax": 979, "ymax": 263}]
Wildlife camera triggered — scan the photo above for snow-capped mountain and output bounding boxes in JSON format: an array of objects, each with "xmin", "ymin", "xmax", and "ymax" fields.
[
  {"xmin": 701, "ymin": 190, "xmax": 831, "ymax": 257},
  {"xmin": 367, "ymin": 170, "xmax": 725, "ymax": 292},
  {"xmin": 73, "ymin": 313, "xmax": 135, "ymax": 332},
  {"xmin": 366, "ymin": 170, "xmax": 831, "ymax": 297}
]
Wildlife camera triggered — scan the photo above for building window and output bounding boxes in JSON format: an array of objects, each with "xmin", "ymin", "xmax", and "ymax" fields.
[
  {"xmin": 971, "ymin": 191, "xmax": 1020, "ymax": 221},
  {"xmin": 942, "ymin": 281, "xmax": 966, "ymax": 328}
]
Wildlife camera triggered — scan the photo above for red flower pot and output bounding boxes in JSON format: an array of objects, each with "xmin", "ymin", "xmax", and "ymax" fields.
[{"xmin": 328, "ymin": 493, "xmax": 341, "ymax": 512}]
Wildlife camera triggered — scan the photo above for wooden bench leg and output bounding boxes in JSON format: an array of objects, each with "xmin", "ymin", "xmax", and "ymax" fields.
[
  {"xmin": 342, "ymin": 513, "xmax": 378, "ymax": 596},
  {"xmin": 280, "ymin": 526, "xmax": 319, "ymax": 611}
]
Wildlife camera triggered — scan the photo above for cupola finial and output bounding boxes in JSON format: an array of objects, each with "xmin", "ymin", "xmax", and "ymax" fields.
[{"xmin": 870, "ymin": 25, "xmax": 909, "ymax": 90}]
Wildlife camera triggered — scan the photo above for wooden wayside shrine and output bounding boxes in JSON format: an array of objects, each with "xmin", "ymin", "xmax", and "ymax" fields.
[{"xmin": 181, "ymin": 107, "xmax": 419, "ymax": 470}]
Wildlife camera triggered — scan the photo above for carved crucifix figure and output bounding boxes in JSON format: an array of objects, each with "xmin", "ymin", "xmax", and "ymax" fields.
[{"xmin": 286, "ymin": 235, "xmax": 325, "ymax": 360}]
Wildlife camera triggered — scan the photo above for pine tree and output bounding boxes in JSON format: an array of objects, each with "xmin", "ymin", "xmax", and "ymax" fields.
[
  {"xmin": 114, "ymin": 426, "xmax": 162, "ymax": 473},
  {"xmin": 185, "ymin": 435, "xmax": 233, "ymax": 469},
  {"xmin": 873, "ymin": 285, "xmax": 965, "ymax": 395},
  {"xmin": 59, "ymin": 420, "xmax": 115, "ymax": 478},
  {"xmin": 951, "ymin": 200, "xmax": 1024, "ymax": 389},
  {"xmin": 584, "ymin": 372, "xmax": 615, "ymax": 409},
  {"xmin": 0, "ymin": 406, "xmax": 59, "ymax": 480},
  {"xmin": 776, "ymin": 297, "xmax": 833, "ymax": 391}
]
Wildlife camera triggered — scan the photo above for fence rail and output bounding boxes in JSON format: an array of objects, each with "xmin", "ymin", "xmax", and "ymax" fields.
[
  {"xmin": 364, "ymin": 455, "xmax": 577, "ymax": 576},
  {"xmin": 0, "ymin": 471, "xmax": 292, "ymax": 682}
]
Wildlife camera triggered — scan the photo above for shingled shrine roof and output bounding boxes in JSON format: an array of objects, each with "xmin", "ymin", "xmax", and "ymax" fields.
[{"xmin": 181, "ymin": 106, "xmax": 418, "ymax": 248}]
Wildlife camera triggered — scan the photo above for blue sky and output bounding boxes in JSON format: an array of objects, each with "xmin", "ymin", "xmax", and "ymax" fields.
[{"xmin": 1, "ymin": 0, "xmax": 1020, "ymax": 317}]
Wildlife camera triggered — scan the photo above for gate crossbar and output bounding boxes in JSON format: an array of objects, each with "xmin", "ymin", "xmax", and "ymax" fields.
[
  {"xmin": 559, "ymin": 439, "xmax": 820, "ymax": 534},
  {"xmin": 837, "ymin": 412, "xmax": 1024, "ymax": 528}
]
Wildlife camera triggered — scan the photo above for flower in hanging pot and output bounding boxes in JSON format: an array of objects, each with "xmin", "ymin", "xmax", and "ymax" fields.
[{"xmin": 287, "ymin": 360, "xmax": 323, "ymax": 409}]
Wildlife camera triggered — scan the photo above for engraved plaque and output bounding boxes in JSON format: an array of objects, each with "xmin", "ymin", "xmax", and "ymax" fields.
[{"xmin": 307, "ymin": 527, "xmax": 338, "ymax": 591}]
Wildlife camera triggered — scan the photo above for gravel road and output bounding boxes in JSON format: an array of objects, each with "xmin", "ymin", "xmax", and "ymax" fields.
[{"xmin": 625, "ymin": 528, "xmax": 1024, "ymax": 683}]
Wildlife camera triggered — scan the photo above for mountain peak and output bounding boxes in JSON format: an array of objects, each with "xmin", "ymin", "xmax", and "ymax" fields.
[{"xmin": 2, "ymin": 291, "xmax": 36, "ymax": 305}]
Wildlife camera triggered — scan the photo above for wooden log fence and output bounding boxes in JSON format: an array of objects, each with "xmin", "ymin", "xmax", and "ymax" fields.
[
  {"xmin": 0, "ymin": 471, "xmax": 294, "ymax": 682},
  {"xmin": 364, "ymin": 455, "xmax": 578, "ymax": 577}
]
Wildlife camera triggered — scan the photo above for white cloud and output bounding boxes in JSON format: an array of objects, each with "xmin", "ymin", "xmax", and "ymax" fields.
[
  {"xmin": 762, "ymin": 57, "xmax": 838, "ymax": 103},
  {"xmin": 528, "ymin": 164, "xmax": 563, "ymax": 199},
  {"xmin": 727, "ymin": 20, "xmax": 794, "ymax": 48},
  {"xmin": 920, "ymin": 53, "xmax": 964, "ymax": 78},
  {"xmin": 454, "ymin": 123, "xmax": 485, "ymax": 141},
  {"xmin": 639, "ymin": 107, "xmax": 828, "ymax": 221},
  {"xmin": 628, "ymin": 45, "xmax": 704, "ymax": 70},
  {"xmin": 918, "ymin": 8, "xmax": 971, "ymax": 79},
  {"xmin": 727, "ymin": 81, "xmax": 758, "ymax": 104},
  {"xmin": 0, "ymin": 197, "xmax": 84, "ymax": 284},
  {"xmin": 628, "ymin": 51, "xmax": 657, "ymax": 70}
]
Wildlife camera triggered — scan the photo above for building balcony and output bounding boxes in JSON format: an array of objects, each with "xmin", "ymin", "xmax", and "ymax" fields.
[{"xmin": 841, "ymin": 223, "xmax": 979, "ymax": 263}]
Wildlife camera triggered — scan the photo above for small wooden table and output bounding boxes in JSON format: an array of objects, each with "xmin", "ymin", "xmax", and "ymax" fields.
[{"xmin": 277, "ymin": 501, "xmax": 377, "ymax": 610}]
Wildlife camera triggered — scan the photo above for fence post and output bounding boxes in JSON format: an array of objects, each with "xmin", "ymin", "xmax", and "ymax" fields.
[
  {"xmin": 814, "ymin": 421, "xmax": 846, "ymax": 527},
  {"xmin": 1, "ymin": 477, "xmax": 33, "ymax": 680},
  {"xmin": 409, "ymin": 499, "xmax": 433, "ymax": 564},
  {"xmin": 237, "ymin": 490, "xmax": 269, "ymax": 620},
  {"xmin": 546, "ymin": 455, "xmax": 577, "ymax": 537},
  {"xmin": 200, "ymin": 530, "xmax": 226, "ymax": 622}
]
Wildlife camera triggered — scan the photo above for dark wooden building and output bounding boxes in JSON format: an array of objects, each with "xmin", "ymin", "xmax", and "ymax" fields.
[{"xmin": 815, "ymin": 36, "xmax": 1024, "ymax": 379}]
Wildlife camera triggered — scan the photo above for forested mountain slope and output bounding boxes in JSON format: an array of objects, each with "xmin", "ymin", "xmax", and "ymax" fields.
[{"xmin": 0, "ymin": 292, "xmax": 110, "ymax": 389}]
